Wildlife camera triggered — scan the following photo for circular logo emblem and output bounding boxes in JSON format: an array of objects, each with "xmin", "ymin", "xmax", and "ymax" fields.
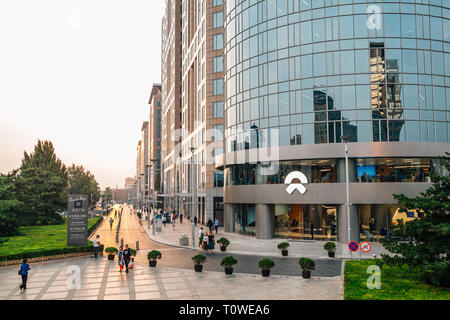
[
  {"xmin": 360, "ymin": 242, "xmax": 372, "ymax": 253},
  {"xmin": 348, "ymin": 241, "xmax": 359, "ymax": 252}
]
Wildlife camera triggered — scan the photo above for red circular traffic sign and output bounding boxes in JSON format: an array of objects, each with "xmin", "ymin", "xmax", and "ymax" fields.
[
  {"xmin": 360, "ymin": 242, "xmax": 372, "ymax": 253},
  {"xmin": 348, "ymin": 241, "xmax": 359, "ymax": 252}
]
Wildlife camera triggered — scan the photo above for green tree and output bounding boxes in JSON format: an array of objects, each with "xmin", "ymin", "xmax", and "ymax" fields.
[
  {"xmin": 66, "ymin": 165, "xmax": 101, "ymax": 208},
  {"xmin": 0, "ymin": 172, "xmax": 21, "ymax": 236},
  {"xmin": 103, "ymin": 187, "xmax": 113, "ymax": 205},
  {"xmin": 379, "ymin": 153, "xmax": 450, "ymax": 287},
  {"xmin": 16, "ymin": 140, "xmax": 68, "ymax": 226}
]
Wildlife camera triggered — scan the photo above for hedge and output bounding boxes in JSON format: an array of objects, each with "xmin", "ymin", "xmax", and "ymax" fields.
[
  {"xmin": 0, "ymin": 241, "xmax": 104, "ymax": 262},
  {"xmin": 88, "ymin": 216, "xmax": 103, "ymax": 237}
]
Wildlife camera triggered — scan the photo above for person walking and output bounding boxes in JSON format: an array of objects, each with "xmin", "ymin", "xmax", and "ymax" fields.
[
  {"xmin": 19, "ymin": 259, "xmax": 30, "ymax": 291},
  {"xmin": 93, "ymin": 235, "xmax": 101, "ymax": 258},
  {"xmin": 172, "ymin": 217, "xmax": 176, "ymax": 230},
  {"xmin": 122, "ymin": 244, "xmax": 132, "ymax": 273},
  {"xmin": 180, "ymin": 212, "xmax": 183, "ymax": 224},
  {"xmin": 194, "ymin": 216, "xmax": 198, "ymax": 226},
  {"xmin": 208, "ymin": 231, "xmax": 215, "ymax": 253},
  {"xmin": 310, "ymin": 222, "xmax": 314, "ymax": 241},
  {"xmin": 202, "ymin": 233, "xmax": 209, "ymax": 254},
  {"xmin": 198, "ymin": 227, "xmax": 204, "ymax": 247},
  {"xmin": 163, "ymin": 215, "xmax": 167, "ymax": 228},
  {"xmin": 117, "ymin": 246, "xmax": 124, "ymax": 271},
  {"xmin": 214, "ymin": 218, "xmax": 220, "ymax": 234},
  {"xmin": 207, "ymin": 218, "xmax": 213, "ymax": 233},
  {"xmin": 109, "ymin": 217, "xmax": 114, "ymax": 230}
]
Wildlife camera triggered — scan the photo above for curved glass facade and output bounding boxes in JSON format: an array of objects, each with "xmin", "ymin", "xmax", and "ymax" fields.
[{"xmin": 224, "ymin": 0, "xmax": 450, "ymax": 151}]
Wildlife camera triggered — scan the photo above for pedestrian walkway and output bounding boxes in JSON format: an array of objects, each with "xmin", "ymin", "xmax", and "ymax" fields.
[
  {"xmin": 142, "ymin": 218, "xmax": 390, "ymax": 259},
  {"xmin": 0, "ymin": 256, "xmax": 342, "ymax": 300}
]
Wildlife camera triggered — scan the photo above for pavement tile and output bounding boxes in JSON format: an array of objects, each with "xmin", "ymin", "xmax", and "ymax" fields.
[
  {"xmin": 73, "ymin": 289, "xmax": 100, "ymax": 297},
  {"xmin": 135, "ymin": 291, "xmax": 161, "ymax": 300},
  {"xmin": 41, "ymin": 292, "xmax": 68, "ymax": 300},
  {"xmin": 103, "ymin": 294, "xmax": 130, "ymax": 300},
  {"xmin": 104, "ymin": 287, "xmax": 130, "ymax": 295}
]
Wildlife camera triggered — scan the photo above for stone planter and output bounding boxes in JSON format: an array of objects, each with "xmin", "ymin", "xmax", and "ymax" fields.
[
  {"xmin": 282, "ymin": 250, "xmax": 289, "ymax": 257},
  {"xmin": 107, "ymin": 254, "xmax": 115, "ymax": 261},
  {"xmin": 149, "ymin": 260, "xmax": 157, "ymax": 267},
  {"xmin": 194, "ymin": 265, "xmax": 203, "ymax": 272},
  {"xmin": 225, "ymin": 267, "xmax": 233, "ymax": 275},
  {"xmin": 328, "ymin": 251, "xmax": 335, "ymax": 258},
  {"xmin": 302, "ymin": 270, "xmax": 311, "ymax": 279},
  {"xmin": 261, "ymin": 269, "xmax": 271, "ymax": 277},
  {"xmin": 220, "ymin": 246, "xmax": 227, "ymax": 252}
]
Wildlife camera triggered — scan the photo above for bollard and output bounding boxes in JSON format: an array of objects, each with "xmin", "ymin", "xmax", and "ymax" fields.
[{"xmin": 136, "ymin": 240, "xmax": 139, "ymax": 251}]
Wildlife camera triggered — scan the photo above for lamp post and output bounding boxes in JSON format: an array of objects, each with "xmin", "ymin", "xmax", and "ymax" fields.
[
  {"xmin": 341, "ymin": 135, "xmax": 352, "ymax": 251},
  {"xmin": 150, "ymin": 159, "xmax": 157, "ymax": 236},
  {"xmin": 190, "ymin": 147, "xmax": 197, "ymax": 247}
]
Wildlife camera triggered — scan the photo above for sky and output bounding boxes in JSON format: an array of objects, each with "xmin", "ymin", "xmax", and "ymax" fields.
[{"xmin": 0, "ymin": 0, "xmax": 165, "ymax": 190}]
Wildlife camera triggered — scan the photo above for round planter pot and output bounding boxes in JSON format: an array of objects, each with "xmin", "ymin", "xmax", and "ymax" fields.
[
  {"xmin": 225, "ymin": 267, "xmax": 234, "ymax": 275},
  {"xmin": 149, "ymin": 260, "xmax": 157, "ymax": 267},
  {"xmin": 261, "ymin": 269, "xmax": 271, "ymax": 277},
  {"xmin": 302, "ymin": 270, "xmax": 311, "ymax": 279},
  {"xmin": 220, "ymin": 246, "xmax": 227, "ymax": 252},
  {"xmin": 107, "ymin": 254, "xmax": 115, "ymax": 261},
  {"xmin": 328, "ymin": 251, "xmax": 335, "ymax": 258},
  {"xmin": 194, "ymin": 265, "xmax": 203, "ymax": 272},
  {"xmin": 282, "ymin": 250, "xmax": 289, "ymax": 257}
]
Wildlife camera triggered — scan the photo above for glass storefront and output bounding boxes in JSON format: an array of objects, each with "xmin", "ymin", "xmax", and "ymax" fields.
[
  {"xmin": 225, "ymin": 158, "xmax": 435, "ymax": 186},
  {"xmin": 358, "ymin": 204, "xmax": 400, "ymax": 242},
  {"xmin": 274, "ymin": 204, "xmax": 337, "ymax": 241},
  {"xmin": 356, "ymin": 158, "xmax": 432, "ymax": 183},
  {"xmin": 233, "ymin": 204, "xmax": 256, "ymax": 236}
]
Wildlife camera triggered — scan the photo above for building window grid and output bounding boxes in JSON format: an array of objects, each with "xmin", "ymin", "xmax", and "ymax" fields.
[{"xmin": 222, "ymin": 1, "xmax": 449, "ymax": 147}]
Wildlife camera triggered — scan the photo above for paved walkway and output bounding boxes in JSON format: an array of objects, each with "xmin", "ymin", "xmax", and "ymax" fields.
[
  {"xmin": 0, "ymin": 256, "xmax": 342, "ymax": 300},
  {"xmin": 93, "ymin": 205, "xmax": 343, "ymax": 278},
  {"xmin": 142, "ymin": 217, "xmax": 390, "ymax": 259}
]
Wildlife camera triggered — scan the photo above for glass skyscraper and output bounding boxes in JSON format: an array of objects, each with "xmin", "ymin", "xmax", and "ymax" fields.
[{"xmin": 219, "ymin": 0, "xmax": 449, "ymax": 243}]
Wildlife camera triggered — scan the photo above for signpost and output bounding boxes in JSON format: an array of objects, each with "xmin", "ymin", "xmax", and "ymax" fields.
[
  {"xmin": 348, "ymin": 241, "xmax": 359, "ymax": 253},
  {"xmin": 67, "ymin": 194, "xmax": 89, "ymax": 246},
  {"xmin": 360, "ymin": 242, "xmax": 372, "ymax": 253}
]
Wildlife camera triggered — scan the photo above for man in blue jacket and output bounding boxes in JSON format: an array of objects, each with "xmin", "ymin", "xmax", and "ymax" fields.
[{"xmin": 19, "ymin": 259, "xmax": 30, "ymax": 290}]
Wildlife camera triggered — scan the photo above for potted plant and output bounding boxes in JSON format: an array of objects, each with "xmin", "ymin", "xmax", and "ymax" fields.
[
  {"xmin": 220, "ymin": 256, "xmax": 238, "ymax": 275},
  {"xmin": 324, "ymin": 242, "xmax": 336, "ymax": 258},
  {"xmin": 147, "ymin": 250, "xmax": 162, "ymax": 267},
  {"xmin": 105, "ymin": 247, "xmax": 118, "ymax": 261},
  {"xmin": 258, "ymin": 259, "xmax": 275, "ymax": 277},
  {"xmin": 192, "ymin": 254, "xmax": 206, "ymax": 272},
  {"xmin": 299, "ymin": 258, "xmax": 315, "ymax": 279},
  {"xmin": 217, "ymin": 238, "xmax": 230, "ymax": 252},
  {"xmin": 277, "ymin": 242, "xmax": 290, "ymax": 256}
]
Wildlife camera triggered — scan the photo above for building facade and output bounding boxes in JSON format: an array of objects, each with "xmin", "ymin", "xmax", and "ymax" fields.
[
  {"xmin": 161, "ymin": 0, "xmax": 183, "ymax": 212},
  {"xmin": 219, "ymin": 0, "xmax": 449, "ymax": 243},
  {"xmin": 178, "ymin": 0, "xmax": 225, "ymax": 224},
  {"xmin": 148, "ymin": 84, "xmax": 163, "ymax": 209}
]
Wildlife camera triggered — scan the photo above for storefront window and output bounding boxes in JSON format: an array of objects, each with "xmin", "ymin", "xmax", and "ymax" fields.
[
  {"xmin": 358, "ymin": 204, "xmax": 400, "ymax": 242},
  {"xmin": 274, "ymin": 204, "xmax": 337, "ymax": 241},
  {"xmin": 233, "ymin": 204, "xmax": 256, "ymax": 236},
  {"xmin": 357, "ymin": 158, "xmax": 433, "ymax": 183}
]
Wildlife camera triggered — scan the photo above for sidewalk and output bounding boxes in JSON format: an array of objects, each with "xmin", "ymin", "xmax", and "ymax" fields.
[{"xmin": 141, "ymin": 219, "xmax": 390, "ymax": 259}]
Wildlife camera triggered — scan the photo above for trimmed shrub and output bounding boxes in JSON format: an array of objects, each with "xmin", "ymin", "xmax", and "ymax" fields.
[
  {"xmin": 147, "ymin": 250, "xmax": 162, "ymax": 261},
  {"xmin": 258, "ymin": 259, "xmax": 275, "ymax": 271}
]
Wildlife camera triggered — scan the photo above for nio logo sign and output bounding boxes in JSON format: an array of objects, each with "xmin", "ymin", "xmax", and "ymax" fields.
[{"xmin": 285, "ymin": 171, "xmax": 308, "ymax": 195}]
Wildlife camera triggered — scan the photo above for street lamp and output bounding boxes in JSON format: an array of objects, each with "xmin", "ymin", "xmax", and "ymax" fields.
[
  {"xmin": 150, "ymin": 159, "xmax": 157, "ymax": 236},
  {"xmin": 190, "ymin": 147, "xmax": 197, "ymax": 248},
  {"xmin": 341, "ymin": 135, "xmax": 352, "ymax": 248}
]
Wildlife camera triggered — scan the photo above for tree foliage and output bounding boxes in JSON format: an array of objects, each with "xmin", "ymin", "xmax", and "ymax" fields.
[
  {"xmin": 66, "ymin": 164, "xmax": 101, "ymax": 208},
  {"xmin": 103, "ymin": 187, "xmax": 112, "ymax": 205},
  {"xmin": 16, "ymin": 140, "xmax": 68, "ymax": 226},
  {"xmin": 379, "ymin": 153, "xmax": 450, "ymax": 287},
  {"xmin": 0, "ymin": 172, "xmax": 21, "ymax": 236}
]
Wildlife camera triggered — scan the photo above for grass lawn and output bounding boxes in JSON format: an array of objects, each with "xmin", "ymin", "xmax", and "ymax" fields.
[
  {"xmin": 345, "ymin": 259, "xmax": 450, "ymax": 300},
  {"xmin": 0, "ymin": 217, "xmax": 102, "ymax": 257}
]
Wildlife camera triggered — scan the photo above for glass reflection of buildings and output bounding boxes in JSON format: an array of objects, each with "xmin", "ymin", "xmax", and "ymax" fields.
[{"xmin": 370, "ymin": 42, "xmax": 404, "ymax": 142}]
